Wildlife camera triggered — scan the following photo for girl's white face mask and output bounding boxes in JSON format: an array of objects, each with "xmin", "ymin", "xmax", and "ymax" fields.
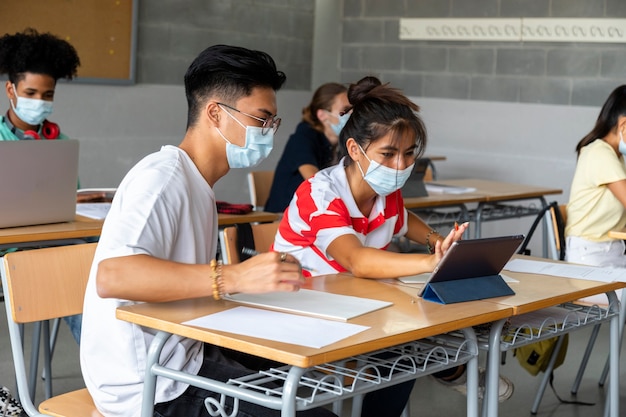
[
  {"xmin": 619, "ymin": 131, "xmax": 626, "ymax": 157},
  {"xmin": 356, "ymin": 144, "xmax": 414, "ymax": 196}
]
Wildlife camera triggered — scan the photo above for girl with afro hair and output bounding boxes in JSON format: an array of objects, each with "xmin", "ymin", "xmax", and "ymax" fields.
[{"xmin": 0, "ymin": 27, "xmax": 80, "ymax": 140}]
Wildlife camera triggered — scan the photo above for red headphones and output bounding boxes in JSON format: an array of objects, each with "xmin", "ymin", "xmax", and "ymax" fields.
[{"xmin": 23, "ymin": 120, "xmax": 60, "ymax": 140}]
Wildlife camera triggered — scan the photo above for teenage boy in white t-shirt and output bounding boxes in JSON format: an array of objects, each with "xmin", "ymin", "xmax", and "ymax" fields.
[{"xmin": 80, "ymin": 44, "xmax": 336, "ymax": 417}]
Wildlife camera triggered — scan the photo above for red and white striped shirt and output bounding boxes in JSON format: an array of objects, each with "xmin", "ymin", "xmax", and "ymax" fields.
[{"xmin": 273, "ymin": 160, "xmax": 408, "ymax": 276}]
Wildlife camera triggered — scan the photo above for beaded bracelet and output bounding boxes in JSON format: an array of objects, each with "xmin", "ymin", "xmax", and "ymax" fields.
[
  {"xmin": 425, "ymin": 229, "xmax": 438, "ymax": 254},
  {"xmin": 210, "ymin": 259, "xmax": 224, "ymax": 300}
]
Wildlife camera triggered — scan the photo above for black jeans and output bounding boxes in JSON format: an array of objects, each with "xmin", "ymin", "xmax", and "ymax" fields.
[
  {"xmin": 153, "ymin": 346, "xmax": 337, "ymax": 417},
  {"xmin": 153, "ymin": 345, "xmax": 413, "ymax": 417}
]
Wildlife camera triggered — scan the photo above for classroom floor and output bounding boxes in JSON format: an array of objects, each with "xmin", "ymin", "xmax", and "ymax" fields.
[{"xmin": 1, "ymin": 300, "xmax": 625, "ymax": 417}]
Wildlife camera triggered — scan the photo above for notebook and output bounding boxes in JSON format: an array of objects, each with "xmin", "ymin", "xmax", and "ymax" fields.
[
  {"xmin": 401, "ymin": 158, "xmax": 431, "ymax": 198},
  {"xmin": 0, "ymin": 139, "xmax": 79, "ymax": 228},
  {"xmin": 415, "ymin": 235, "xmax": 524, "ymax": 304}
]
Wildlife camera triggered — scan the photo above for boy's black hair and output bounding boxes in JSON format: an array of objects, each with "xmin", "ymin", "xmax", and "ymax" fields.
[
  {"xmin": 184, "ymin": 44, "xmax": 287, "ymax": 128},
  {"xmin": 0, "ymin": 28, "xmax": 80, "ymax": 83}
]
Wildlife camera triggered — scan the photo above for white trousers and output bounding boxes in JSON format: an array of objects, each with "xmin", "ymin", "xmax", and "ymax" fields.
[{"xmin": 566, "ymin": 236, "xmax": 626, "ymax": 304}]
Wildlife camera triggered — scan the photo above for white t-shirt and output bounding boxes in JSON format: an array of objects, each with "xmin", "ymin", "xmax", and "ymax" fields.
[{"xmin": 80, "ymin": 145, "xmax": 218, "ymax": 416}]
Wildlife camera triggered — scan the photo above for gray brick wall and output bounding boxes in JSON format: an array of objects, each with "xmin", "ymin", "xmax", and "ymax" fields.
[
  {"xmin": 135, "ymin": 0, "xmax": 315, "ymax": 90},
  {"xmin": 133, "ymin": 0, "xmax": 625, "ymax": 106},
  {"xmin": 341, "ymin": 0, "xmax": 626, "ymax": 106}
]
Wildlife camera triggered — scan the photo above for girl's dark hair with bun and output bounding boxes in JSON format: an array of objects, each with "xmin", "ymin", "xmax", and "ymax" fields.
[{"xmin": 338, "ymin": 76, "xmax": 426, "ymax": 165}]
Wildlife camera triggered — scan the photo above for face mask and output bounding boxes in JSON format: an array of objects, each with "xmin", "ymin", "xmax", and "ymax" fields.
[
  {"xmin": 356, "ymin": 144, "xmax": 415, "ymax": 196},
  {"xmin": 327, "ymin": 111, "xmax": 350, "ymax": 137},
  {"xmin": 10, "ymin": 84, "xmax": 54, "ymax": 126},
  {"xmin": 216, "ymin": 107, "xmax": 274, "ymax": 168},
  {"xmin": 619, "ymin": 131, "xmax": 626, "ymax": 156}
]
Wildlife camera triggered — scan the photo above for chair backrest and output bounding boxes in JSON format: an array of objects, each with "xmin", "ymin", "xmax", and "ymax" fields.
[
  {"xmin": 222, "ymin": 222, "xmax": 280, "ymax": 264},
  {"xmin": 1, "ymin": 243, "xmax": 97, "ymax": 416},
  {"xmin": 424, "ymin": 166, "xmax": 433, "ymax": 182},
  {"xmin": 549, "ymin": 204, "xmax": 567, "ymax": 261},
  {"xmin": 247, "ymin": 171, "xmax": 274, "ymax": 211},
  {"xmin": 517, "ymin": 201, "xmax": 566, "ymax": 261}
]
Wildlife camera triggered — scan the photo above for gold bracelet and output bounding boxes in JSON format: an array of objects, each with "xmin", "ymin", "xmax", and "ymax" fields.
[
  {"xmin": 210, "ymin": 259, "xmax": 224, "ymax": 300},
  {"xmin": 425, "ymin": 229, "xmax": 438, "ymax": 254}
]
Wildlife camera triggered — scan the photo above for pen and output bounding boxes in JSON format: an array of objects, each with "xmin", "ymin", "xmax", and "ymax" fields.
[
  {"xmin": 242, "ymin": 247, "xmax": 317, "ymax": 273},
  {"xmin": 454, "ymin": 221, "xmax": 459, "ymax": 231}
]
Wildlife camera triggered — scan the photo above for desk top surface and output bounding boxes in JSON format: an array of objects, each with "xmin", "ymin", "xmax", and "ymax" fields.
[
  {"xmin": 443, "ymin": 178, "xmax": 562, "ymax": 200},
  {"xmin": 404, "ymin": 178, "xmax": 562, "ymax": 209},
  {"xmin": 489, "ymin": 255, "xmax": 626, "ymax": 314},
  {"xmin": 217, "ymin": 211, "xmax": 279, "ymax": 226},
  {"xmin": 0, "ymin": 211, "xmax": 279, "ymax": 246},
  {"xmin": 0, "ymin": 215, "xmax": 103, "ymax": 245},
  {"xmin": 117, "ymin": 262, "xmax": 620, "ymax": 368},
  {"xmin": 608, "ymin": 228, "xmax": 626, "ymax": 240},
  {"xmin": 117, "ymin": 274, "xmax": 511, "ymax": 368}
]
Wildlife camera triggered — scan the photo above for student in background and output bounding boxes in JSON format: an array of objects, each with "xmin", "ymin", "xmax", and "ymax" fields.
[
  {"xmin": 274, "ymin": 76, "xmax": 513, "ymax": 413},
  {"xmin": 0, "ymin": 28, "xmax": 79, "ymax": 141},
  {"xmin": 264, "ymin": 82, "xmax": 349, "ymax": 213},
  {"xmin": 80, "ymin": 44, "xmax": 336, "ymax": 417},
  {"xmin": 566, "ymin": 85, "xmax": 626, "ymax": 268},
  {"xmin": 0, "ymin": 28, "xmax": 82, "ymax": 345}
]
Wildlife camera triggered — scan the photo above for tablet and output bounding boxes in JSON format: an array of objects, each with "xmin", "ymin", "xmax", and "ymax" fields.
[{"xmin": 417, "ymin": 235, "xmax": 524, "ymax": 298}]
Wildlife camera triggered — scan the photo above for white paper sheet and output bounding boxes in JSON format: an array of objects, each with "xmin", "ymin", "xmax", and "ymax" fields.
[
  {"xmin": 225, "ymin": 289, "xmax": 392, "ymax": 321},
  {"xmin": 76, "ymin": 203, "xmax": 111, "ymax": 220},
  {"xmin": 183, "ymin": 306, "xmax": 369, "ymax": 348},
  {"xmin": 504, "ymin": 258, "xmax": 626, "ymax": 283},
  {"xmin": 425, "ymin": 183, "xmax": 477, "ymax": 194}
]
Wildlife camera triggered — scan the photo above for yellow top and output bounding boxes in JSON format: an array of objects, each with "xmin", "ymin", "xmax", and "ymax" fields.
[{"xmin": 566, "ymin": 139, "xmax": 626, "ymax": 241}]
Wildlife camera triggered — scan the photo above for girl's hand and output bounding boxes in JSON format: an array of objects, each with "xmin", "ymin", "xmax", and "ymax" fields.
[{"xmin": 434, "ymin": 222, "xmax": 469, "ymax": 261}]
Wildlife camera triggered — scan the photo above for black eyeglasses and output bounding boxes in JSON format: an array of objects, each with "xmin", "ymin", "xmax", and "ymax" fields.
[{"xmin": 217, "ymin": 102, "xmax": 281, "ymax": 136}]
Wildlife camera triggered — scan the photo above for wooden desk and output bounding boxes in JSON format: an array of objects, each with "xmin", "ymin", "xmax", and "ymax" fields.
[
  {"xmin": 0, "ymin": 216, "xmax": 103, "ymax": 249},
  {"xmin": 479, "ymin": 261, "xmax": 624, "ymax": 417},
  {"xmin": 117, "ymin": 275, "xmax": 513, "ymax": 417},
  {"xmin": 404, "ymin": 179, "xmax": 561, "ymax": 210},
  {"xmin": 405, "ymin": 179, "xmax": 562, "ymax": 256},
  {"xmin": 0, "ymin": 210, "xmax": 277, "ymax": 249},
  {"xmin": 218, "ymin": 211, "xmax": 279, "ymax": 226}
]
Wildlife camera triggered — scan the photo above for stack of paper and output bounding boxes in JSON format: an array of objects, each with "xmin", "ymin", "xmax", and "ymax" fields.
[
  {"xmin": 225, "ymin": 289, "xmax": 392, "ymax": 321},
  {"xmin": 76, "ymin": 203, "xmax": 111, "ymax": 220}
]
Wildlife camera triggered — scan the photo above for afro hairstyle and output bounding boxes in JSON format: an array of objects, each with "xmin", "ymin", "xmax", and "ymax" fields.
[{"xmin": 0, "ymin": 27, "xmax": 80, "ymax": 82}]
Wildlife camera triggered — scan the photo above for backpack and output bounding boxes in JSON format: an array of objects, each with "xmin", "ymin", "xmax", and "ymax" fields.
[{"xmin": 514, "ymin": 333, "xmax": 568, "ymax": 376}]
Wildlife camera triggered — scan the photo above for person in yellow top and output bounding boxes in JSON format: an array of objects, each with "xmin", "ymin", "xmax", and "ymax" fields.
[{"xmin": 566, "ymin": 85, "xmax": 626, "ymax": 267}]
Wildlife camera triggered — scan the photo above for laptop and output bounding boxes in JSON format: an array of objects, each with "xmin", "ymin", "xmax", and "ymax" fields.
[
  {"xmin": 415, "ymin": 235, "xmax": 524, "ymax": 303},
  {"xmin": 401, "ymin": 158, "xmax": 430, "ymax": 198},
  {"xmin": 0, "ymin": 140, "xmax": 79, "ymax": 228}
]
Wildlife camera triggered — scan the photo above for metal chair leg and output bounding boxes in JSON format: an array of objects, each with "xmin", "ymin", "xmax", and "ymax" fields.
[{"xmin": 571, "ymin": 323, "xmax": 601, "ymax": 394}]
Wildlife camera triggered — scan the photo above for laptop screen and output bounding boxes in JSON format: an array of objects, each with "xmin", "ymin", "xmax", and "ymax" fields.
[
  {"xmin": 401, "ymin": 158, "xmax": 431, "ymax": 198},
  {"xmin": 0, "ymin": 140, "xmax": 79, "ymax": 228}
]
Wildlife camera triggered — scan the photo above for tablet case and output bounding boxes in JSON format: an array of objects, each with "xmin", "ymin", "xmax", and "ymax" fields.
[
  {"xmin": 420, "ymin": 235, "xmax": 523, "ymax": 304},
  {"xmin": 422, "ymin": 274, "xmax": 515, "ymax": 304}
]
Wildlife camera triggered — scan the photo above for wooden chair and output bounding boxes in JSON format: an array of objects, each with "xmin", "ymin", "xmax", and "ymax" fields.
[
  {"xmin": 221, "ymin": 222, "xmax": 280, "ymax": 264},
  {"xmin": 247, "ymin": 171, "xmax": 274, "ymax": 211},
  {"xmin": 1, "ymin": 243, "xmax": 103, "ymax": 416}
]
